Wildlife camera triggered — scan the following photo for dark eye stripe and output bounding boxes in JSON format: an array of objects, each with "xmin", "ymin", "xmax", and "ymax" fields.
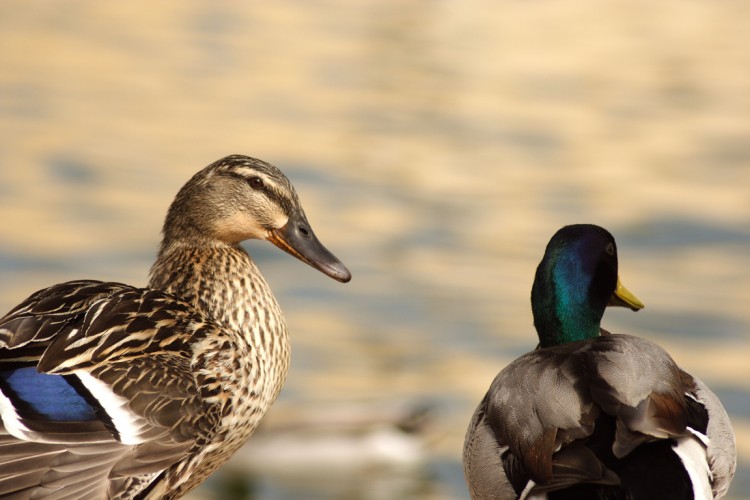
[{"xmin": 224, "ymin": 171, "xmax": 294, "ymax": 213}]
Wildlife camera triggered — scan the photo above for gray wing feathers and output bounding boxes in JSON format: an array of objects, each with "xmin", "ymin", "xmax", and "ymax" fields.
[
  {"xmin": 463, "ymin": 395, "xmax": 515, "ymax": 500},
  {"xmin": 586, "ymin": 335, "xmax": 690, "ymax": 457},
  {"xmin": 485, "ymin": 344, "xmax": 599, "ymax": 483},
  {"xmin": 690, "ymin": 376, "xmax": 736, "ymax": 498},
  {"xmin": 466, "ymin": 334, "xmax": 718, "ymax": 496}
]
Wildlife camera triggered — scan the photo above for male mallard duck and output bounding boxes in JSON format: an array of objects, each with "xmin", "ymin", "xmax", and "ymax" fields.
[
  {"xmin": 0, "ymin": 155, "xmax": 351, "ymax": 499},
  {"xmin": 463, "ymin": 224, "xmax": 735, "ymax": 499}
]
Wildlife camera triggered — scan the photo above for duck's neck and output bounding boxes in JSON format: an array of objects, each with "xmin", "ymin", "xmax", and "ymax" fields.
[
  {"xmin": 532, "ymin": 252, "xmax": 605, "ymax": 348},
  {"xmin": 148, "ymin": 242, "xmax": 289, "ymax": 363}
]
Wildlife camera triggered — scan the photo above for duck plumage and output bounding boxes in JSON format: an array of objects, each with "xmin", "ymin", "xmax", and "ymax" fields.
[
  {"xmin": 463, "ymin": 224, "xmax": 735, "ymax": 500},
  {"xmin": 0, "ymin": 155, "xmax": 350, "ymax": 499}
]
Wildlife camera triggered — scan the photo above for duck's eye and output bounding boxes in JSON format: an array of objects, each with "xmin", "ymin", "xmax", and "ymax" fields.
[
  {"xmin": 605, "ymin": 243, "xmax": 615, "ymax": 255},
  {"xmin": 248, "ymin": 177, "xmax": 264, "ymax": 189}
]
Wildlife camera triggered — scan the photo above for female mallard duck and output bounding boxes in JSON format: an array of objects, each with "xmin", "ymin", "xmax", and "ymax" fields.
[
  {"xmin": 0, "ymin": 155, "xmax": 351, "ymax": 499},
  {"xmin": 463, "ymin": 224, "xmax": 735, "ymax": 500}
]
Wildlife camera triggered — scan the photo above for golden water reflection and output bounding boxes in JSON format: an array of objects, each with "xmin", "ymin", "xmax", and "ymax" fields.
[{"xmin": 1, "ymin": 2, "xmax": 749, "ymax": 498}]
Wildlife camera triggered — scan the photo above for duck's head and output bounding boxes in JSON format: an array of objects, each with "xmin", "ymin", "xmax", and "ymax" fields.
[
  {"xmin": 531, "ymin": 224, "xmax": 643, "ymax": 347},
  {"xmin": 161, "ymin": 154, "xmax": 351, "ymax": 283}
]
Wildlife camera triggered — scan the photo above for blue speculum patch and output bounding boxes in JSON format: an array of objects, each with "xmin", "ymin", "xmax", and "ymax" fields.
[{"xmin": 0, "ymin": 367, "xmax": 97, "ymax": 421}]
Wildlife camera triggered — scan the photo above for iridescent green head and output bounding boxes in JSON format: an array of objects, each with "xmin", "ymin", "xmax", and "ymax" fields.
[{"xmin": 531, "ymin": 224, "xmax": 644, "ymax": 348}]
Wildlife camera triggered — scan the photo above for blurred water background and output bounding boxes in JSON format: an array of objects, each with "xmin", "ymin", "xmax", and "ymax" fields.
[{"xmin": 1, "ymin": 2, "xmax": 749, "ymax": 499}]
